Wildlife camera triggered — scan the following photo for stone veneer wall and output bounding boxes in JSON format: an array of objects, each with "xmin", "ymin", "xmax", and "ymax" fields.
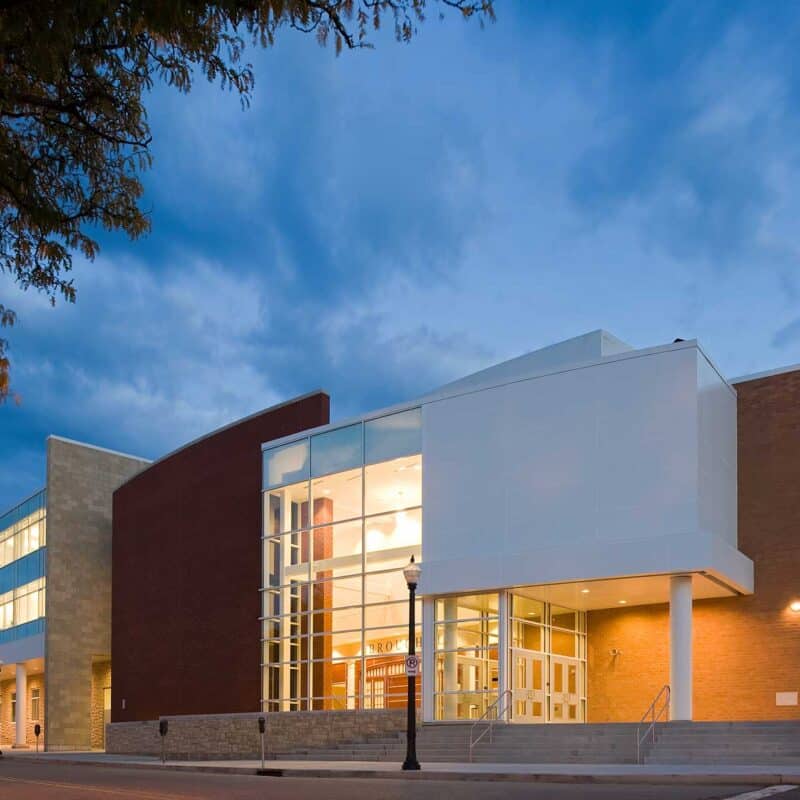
[
  {"xmin": 0, "ymin": 672, "xmax": 45, "ymax": 746},
  {"xmin": 44, "ymin": 438, "xmax": 149, "ymax": 750},
  {"xmin": 106, "ymin": 709, "xmax": 406, "ymax": 759}
]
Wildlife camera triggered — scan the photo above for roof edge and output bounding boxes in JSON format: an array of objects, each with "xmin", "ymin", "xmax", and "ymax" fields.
[
  {"xmin": 730, "ymin": 362, "xmax": 800, "ymax": 385},
  {"xmin": 47, "ymin": 435, "xmax": 150, "ymax": 464},
  {"xmin": 118, "ymin": 389, "xmax": 329, "ymax": 487}
]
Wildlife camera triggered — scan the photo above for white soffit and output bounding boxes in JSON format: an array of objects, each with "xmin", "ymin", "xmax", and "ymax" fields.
[{"xmin": 513, "ymin": 573, "xmax": 735, "ymax": 612}]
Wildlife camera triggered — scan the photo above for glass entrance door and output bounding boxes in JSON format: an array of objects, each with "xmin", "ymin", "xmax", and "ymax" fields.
[
  {"xmin": 511, "ymin": 648, "xmax": 545, "ymax": 723},
  {"xmin": 550, "ymin": 656, "xmax": 581, "ymax": 722}
]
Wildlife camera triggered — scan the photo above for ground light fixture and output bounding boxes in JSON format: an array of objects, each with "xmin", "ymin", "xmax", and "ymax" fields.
[
  {"xmin": 790, "ymin": 600, "xmax": 800, "ymax": 613},
  {"xmin": 402, "ymin": 555, "xmax": 421, "ymax": 771}
]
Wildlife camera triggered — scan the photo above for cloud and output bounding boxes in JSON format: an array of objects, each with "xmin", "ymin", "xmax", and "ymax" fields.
[
  {"xmin": 4, "ymin": 1, "xmax": 800, "ymax": 509},
  {"xmin": 566, "ymin": 6, "xmax": 800, "ymax": 268},
  {"xmin": 772, "ymin": 317, "xmax": 800, "ymax": 349}
]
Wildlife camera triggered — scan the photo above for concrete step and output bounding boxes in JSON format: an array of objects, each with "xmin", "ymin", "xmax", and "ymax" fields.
[
  {"xmin": 650, "ymin": 747, "xmax": 800, "ymax": 753},
  {"xmin": 646, "ymin": 757, "xmax": 800, "ymax": 765},
  {"xmin": 271, "ymin": 721, "xmax": 800, "ymax": 766}
]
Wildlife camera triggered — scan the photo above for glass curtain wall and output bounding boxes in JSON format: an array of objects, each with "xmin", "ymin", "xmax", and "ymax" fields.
[
  {"xmin": 0, "ymin": 490, "xmax": 46, "ymax": 569},
  {"xmin": 262, "ymin": 407, "xmax": 422, "ymax": 712},
  {"xmin": 0, "ymin": 578, "xmax": 46, "ymax": 632},
  {"xmin": 433, "ymin": 593, "xmax": 500, "ymax": 720}
]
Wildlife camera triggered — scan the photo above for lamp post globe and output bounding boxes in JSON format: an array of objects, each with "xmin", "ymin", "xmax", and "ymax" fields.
[
  {"xmin": 403, "ymin": 555, "xmax": 421, "ymax": 589},
  {"xmin": 402, "ymin": 555, "xmax": 421, "ymax": 771}
]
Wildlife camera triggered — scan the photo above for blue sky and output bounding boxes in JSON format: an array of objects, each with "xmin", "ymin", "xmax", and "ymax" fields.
[{"xmin": 3, "ymin": 0, "xmax": 800, "ymax": 509}]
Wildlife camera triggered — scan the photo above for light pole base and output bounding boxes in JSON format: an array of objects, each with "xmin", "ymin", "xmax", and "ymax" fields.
[{"xmin": 402, "ymin": 758, "xmax": 421, "ymax": 771}]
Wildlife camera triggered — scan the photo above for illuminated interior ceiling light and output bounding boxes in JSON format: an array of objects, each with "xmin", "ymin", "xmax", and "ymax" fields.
[
  {"xmin": 790, "ymin": 600, "xmax": 800, "ymax": 613},
  {"xmin": 618, "ymin": 600, "xmax": 627, "ymax": 605},
  {"xmin": 580, "ymin": 589, "xmax": 590, "ymax": 594}
]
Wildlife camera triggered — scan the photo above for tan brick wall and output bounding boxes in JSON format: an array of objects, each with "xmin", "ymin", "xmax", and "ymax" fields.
[
  {"xmin": 44, "ymin": 438, "xmax": 148, "ymax": 750},
  {"xmin": 105, "ymin": 709, "xmax": 406, "ymax": 759},
  {"xmin": 588, "ymin": 369, "xmax": 800, "ymax": 722},
  {"xmin": 0, "ymin": 673, "xmax": 46, "ymax": 747},
  {"xmin": 90, "ymin": 661, "xmax": 111, "ymax": 749}
]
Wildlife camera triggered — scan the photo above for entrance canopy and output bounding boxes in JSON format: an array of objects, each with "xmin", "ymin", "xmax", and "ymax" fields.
[
  {"xmin": 419, "ymin": 338, "xmax": 753, "ymax": 599},
  {"xmin": 512, "ymin": 572, "xmax": 738, "ymax": 611}
]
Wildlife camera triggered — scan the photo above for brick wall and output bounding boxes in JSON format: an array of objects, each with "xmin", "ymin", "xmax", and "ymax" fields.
[
  {"xmin": 0, "ymin": 672, "xmax": 45, "ymax": 746},
  {"xmin": 111, "ymin": 393, "xmax": 330, "ymax": 723},
  {"xmin": 105, "ymin": 709, "xmax": 405, "ymax": 759},
  {"xmin": 587, "ymin": 368, "xmax": 800, "ymax": 722},
  {"xmin": 90, "ymin": 661, "xmax": 111, "ymax": 749}
]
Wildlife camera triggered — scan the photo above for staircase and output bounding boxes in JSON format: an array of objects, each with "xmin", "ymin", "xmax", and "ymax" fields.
[
  {"xmin": 643, "ymin": 721, "xmax": 800, "ymax": 765},
  {"xmin": 270, "ymin": 721, "xmax": 800, "ymax": 765},
  {"xmin": 271, "ymin": 722, "xmax": 639, "ymax": 763}
]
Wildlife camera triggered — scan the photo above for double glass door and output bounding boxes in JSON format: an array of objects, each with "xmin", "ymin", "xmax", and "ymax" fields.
[
  {"xmin": 511, "ymin": 652, "xmax": 582, "ymax": 723},
  {"xmin": 550, "ymin": 656, "xmax": 581, "ymax": 722},
  {"xmin": 511, "ymin": 648, "xmax": 545, "ymax": 722}
]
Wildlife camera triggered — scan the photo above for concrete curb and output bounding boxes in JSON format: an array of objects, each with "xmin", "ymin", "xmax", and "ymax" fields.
[{"xmin": 2, "ymin": 754, "xmax": 799, "ymax": 785}]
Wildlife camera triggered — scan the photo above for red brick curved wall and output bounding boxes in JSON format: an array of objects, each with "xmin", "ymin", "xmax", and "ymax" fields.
[{"xmin": 111, "ymin": 393, "xmax": 329, "ymax": 722}]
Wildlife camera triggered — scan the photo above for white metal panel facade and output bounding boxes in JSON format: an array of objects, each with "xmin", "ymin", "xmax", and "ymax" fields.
[{"xmin": 419, "ymin": 342, "xmax": 751, "ymax": 597}]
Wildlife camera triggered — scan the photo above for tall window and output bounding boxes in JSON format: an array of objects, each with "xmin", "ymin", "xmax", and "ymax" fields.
[
  {"xmin": 11, "ymin": 692, "xmax": 16, "ymax": 723},
  {"xmin": 31, "ymin": 687, "xmax": 40, "ymax": 720},
  {"xmin": 434, "ymin": 593, "xmax": 500, "ymax": 720},
  {"xmin": 262, "ymin": 408, "xmax": 422, "ymax": 712}
]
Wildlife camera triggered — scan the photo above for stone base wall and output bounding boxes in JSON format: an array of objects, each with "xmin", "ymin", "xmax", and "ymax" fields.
[
  {"xmin": 0, "ymin": 673, "xmax": 46, "ymax": 747},
  {"xmin": 106, "ymin": 709, "xmax": 406, "ymax": 760}
]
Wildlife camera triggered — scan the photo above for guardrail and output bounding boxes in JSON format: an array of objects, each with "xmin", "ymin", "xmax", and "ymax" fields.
[
  {"xmin": 469, "ymin": 689, "xmax": 512, "ymax": 762},
  {"xmin": 636, "ymin": 684, "xmax": 670, "ymax": 764}
]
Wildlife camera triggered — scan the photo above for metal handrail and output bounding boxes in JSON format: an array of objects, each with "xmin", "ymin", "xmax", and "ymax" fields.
[
  {"xmin": 636, "ymin": 684, "xmax": 670, "ymax": 764},
  {"xmin": 469, "ymin": 689, "xmax": 512, "ymax": 762}
]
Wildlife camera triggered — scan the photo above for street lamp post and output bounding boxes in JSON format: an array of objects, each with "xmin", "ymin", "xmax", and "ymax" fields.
[{"xmin": 402, "ymin": 555, "xmax": 421, "ymax": 771}]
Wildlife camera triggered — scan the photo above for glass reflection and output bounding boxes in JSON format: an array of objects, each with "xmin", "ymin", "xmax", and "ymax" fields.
[
  {"xmin": 311, "ymin": 424, "xmax": 362, "ymax": 478},
  {"xmin": 262, "ymin": 418, "xmax": 422, "ymax": 712}
]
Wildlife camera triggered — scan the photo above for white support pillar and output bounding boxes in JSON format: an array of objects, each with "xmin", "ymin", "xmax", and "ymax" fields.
[
  {"xmin": 442, "ymin": 597, "xmax": 459, "ymax": 720},
  {"xmin": 422, "ymin": 596, "xmax": 435, "ymax": 722},
  {"xmin": 498, "ymin": 591, "xmax": 510, "ymax": 721},
  {"xmin": 15, "ymin": 663, "xmax": 28, "ymax": 748},
  {"xmin": 669, "ymin": 575, "xmax": 693, "ymax": 721}
]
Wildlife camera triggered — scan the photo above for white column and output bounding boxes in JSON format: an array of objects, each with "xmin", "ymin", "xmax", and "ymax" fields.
[
  {"xmin": 15, "ymin": 663, "xmax": 28, "ymax": 748},
  {"xmin": 278, "ymin": 491, "xmax": 291, "ymax": 712},
  {"xmin": 669, "ymin": 575, "xmax": 693, "ymax": 721},
  {"xmin": 421, "ymin": 596, "xmax": 435, "ymax": 722},
  {"xmin": 497, "ymin": 591, "xmax": 509, "ymax": 721},
  {"xmin": 442, "ymin": 597, "xmax": 459, "ymax": 719},
  {"xmin": 346, "ymin": 662, "xmax": 356, "ymax": 710}
]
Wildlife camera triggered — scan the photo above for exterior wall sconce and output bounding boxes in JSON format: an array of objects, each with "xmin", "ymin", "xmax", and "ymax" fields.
[{"xmin": 790, "ymin": 600, "xmax": 800, "ymax": 613}]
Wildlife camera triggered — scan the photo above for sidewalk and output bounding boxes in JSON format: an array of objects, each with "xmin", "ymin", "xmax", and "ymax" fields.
[{"xmin": 2, "ymin": 750, "xmax": 799, "ymax": 786}]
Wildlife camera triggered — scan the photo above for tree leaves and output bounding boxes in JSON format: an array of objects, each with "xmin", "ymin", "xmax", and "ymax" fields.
[{"xmin": 0, "ymin": 0, "xmax": 493, "ymax": 402}]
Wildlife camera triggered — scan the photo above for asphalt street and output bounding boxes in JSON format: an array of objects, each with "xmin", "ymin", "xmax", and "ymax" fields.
[{"xmin": 0, "ymin": 760, "xmax": 795, "ymax": 800}]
